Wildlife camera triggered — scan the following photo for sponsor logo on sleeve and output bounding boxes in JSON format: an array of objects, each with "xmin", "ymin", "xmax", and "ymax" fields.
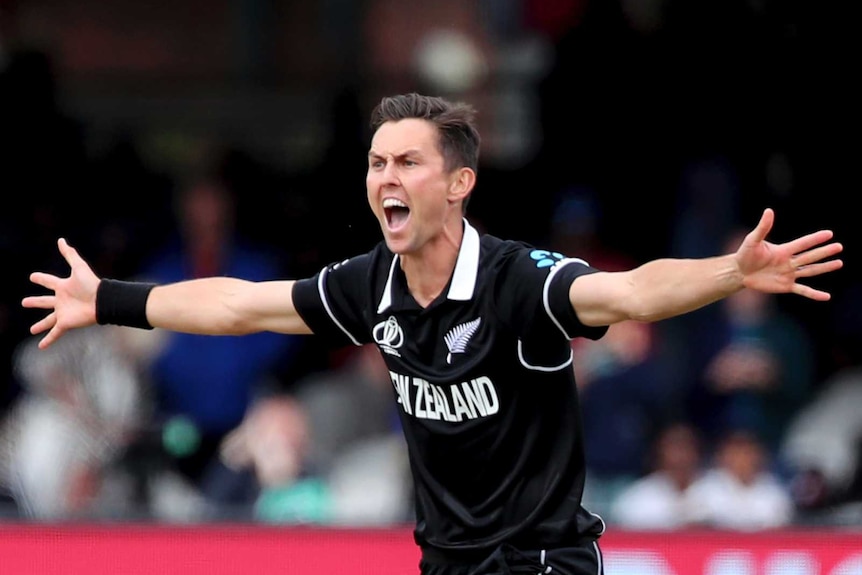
[{"xmin": 529, "ymin": 249, "xmax": 566, "ymax": 268}]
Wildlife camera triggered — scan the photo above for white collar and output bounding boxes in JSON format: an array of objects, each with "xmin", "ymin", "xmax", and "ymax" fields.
[{"xmin": 377, "ymin": 218, "xmax": 480, "ymax": 313}]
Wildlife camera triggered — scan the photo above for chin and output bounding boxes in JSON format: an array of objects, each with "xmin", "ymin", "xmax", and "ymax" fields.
[
  {"xmin": 383, "ymin": 233, "xmax": 414, "ymax": 255},
  {"xmin": 384, "ymin": 238, "xmax": 409, "ymax": 254}
]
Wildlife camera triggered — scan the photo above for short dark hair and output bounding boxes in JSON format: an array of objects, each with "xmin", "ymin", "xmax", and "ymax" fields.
[{"xmin": 370, "ymin": 92, "xmax": 481, "ymax": 175}]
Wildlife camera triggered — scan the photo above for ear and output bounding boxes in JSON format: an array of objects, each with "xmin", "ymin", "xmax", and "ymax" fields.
[{"xmin": 447, "ymin": 167, "xmax": 476, "ymax": 205}]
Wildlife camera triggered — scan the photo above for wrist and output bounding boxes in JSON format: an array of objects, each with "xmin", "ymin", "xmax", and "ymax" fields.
[
  {"xmin": 95, "ymin": 279, "xmax": 157, "ymax": 329},
  {"xmin": 723, "ymin": 254, "xmax": 746, "ymax": 293}
]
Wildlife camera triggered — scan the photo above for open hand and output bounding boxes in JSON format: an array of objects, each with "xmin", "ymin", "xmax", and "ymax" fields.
[
  {"xmin": 736, "ymin": 208, "xmax": 843, "ymax": 300},
  {"xmin": 21, "ymin": 238, "xmax": 102, "ymax": 349}
]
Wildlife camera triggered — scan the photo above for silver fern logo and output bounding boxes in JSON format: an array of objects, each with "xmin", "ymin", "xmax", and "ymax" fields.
[{"xmin": 444, "ymin": 317, "xmax": 481, "ymax": 364}]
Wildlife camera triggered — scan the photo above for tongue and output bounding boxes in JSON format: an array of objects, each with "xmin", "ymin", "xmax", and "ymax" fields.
[{"xmin": 390, "ymin": 207, "xmax": 409, "ymax": 228}]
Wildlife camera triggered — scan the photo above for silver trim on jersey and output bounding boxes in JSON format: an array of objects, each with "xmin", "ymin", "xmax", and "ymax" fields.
[
  {"xmin": 539, "ymin": 549, "xmax": 551, "ymax": 573},
  {"xmin": 377, "ymin": 218, "xmax": 480, "ymax": 313},
  {"xmin": 593, "ymin": 540, "xmax": 603, "ymax": 575},
  {"xmin": 376, "ymin": 255, "xmax": 401, "ymax": 314},
  {"xmin": 542, "ymin": 258, "xmax": 589, "ymax": 340},
  {"xmin": 517, "ymin": 340, "xmax": 574, "ymax": 372},
  {"xmin": 447, "ymin": 219, "xmax": 480, "ymax": 301},
  {"xmin": 318, "ymin": 266, "xmax": 362, "ymax": 345}
]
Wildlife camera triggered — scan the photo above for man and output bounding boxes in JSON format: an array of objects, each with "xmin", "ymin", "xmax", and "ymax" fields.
[{"xmin": 22, "ymin": 93, "xmax": 843, "ymax": 574}]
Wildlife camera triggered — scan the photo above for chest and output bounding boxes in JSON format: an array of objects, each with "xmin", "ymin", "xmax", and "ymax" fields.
[{"xmin": 372, "ymin": 289, "xmax": 508, "ymax": 371}]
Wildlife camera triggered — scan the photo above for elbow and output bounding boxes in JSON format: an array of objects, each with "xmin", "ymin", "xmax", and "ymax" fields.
[
  {"xmin": 209, "ymin": 305, "xmax": 256, "ymax": 335},
  {"xmin": 619, "ymin": 295, "xmax": 663, "ymax": 323},
  {"xmin": 217, "ymin": 291, "xmax": 264, "ymax": 335},
  {"xmin": 629, "ymin": 310, "xmax": 663, "ymax": 323},
  {"xmin": 221, "ymin": 313, "xmax": 259, "ymax": 335}
]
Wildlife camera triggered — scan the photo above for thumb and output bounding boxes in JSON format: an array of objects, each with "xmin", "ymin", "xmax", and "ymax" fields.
[
  {"xmin": 746, "ymin": 208, "xmax": 774, "ymax": 245},
  {"xmin": 58, "ymin": 238, "xmax": 90, "ymax": 271}
]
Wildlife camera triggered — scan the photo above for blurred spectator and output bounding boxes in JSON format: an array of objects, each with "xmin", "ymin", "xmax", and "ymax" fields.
[
  {"xmin": 1, "ymin": 41, "xmax": 88, "ymax": 415},
  {"xmin": 132, "ymin": 168, "xmax": 304, "ymax": 518},
  {"xmin": 552, "ymin": 186, "xmax": 680, "ymax": 517},
  {"xmin": 220, "ymin": 344, "xmax": 412, "ymax": 527},
  {"xmin": 83, "ymin": 130, "xmax": 174, "ymax": 281},
  {"xmin": 610, "ymin": 421, "xmax": 707, "ymax": 530},
  {"xmin": 220, "ymin": 395, "xmax": 328, "ymax": 524},
  {"xmin": 689, "ymin": 428, "xmax": 794, "ymax": 531},
  {"xmin": 294, "ymin": 345, "xmax": 399, "ymax": 476},
  {"xmin": 780, "ymin": 365, "xmax": 862, "ymax": 523},
  {"xmin": 295, "ymin": 344, "xmax": 412, "ymax": 526},
  {"xmin": 683, "ymin": 228, "xmax": 817, "ymax": 454},
  {"xmin": 575, "ymin": 319, "xmax": 677, "ymax": 519},
  {"xmin": 0, "ymin": 326, "xmax": 147, "ymax": 520}
]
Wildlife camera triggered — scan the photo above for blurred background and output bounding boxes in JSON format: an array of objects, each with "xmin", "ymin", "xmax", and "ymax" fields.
[{"xmin": 1, "ymin": 0, "xmax": 860, "ymax": 550}]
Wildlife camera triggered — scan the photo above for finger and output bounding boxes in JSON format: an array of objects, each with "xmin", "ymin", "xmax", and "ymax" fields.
[
  {"xmin": 792, "ymin": 283, "xmax": 832, "ymax": 302},
  {"xmin": 796, "ymin": 259, "xmax": 844, "ymax": 278},
  {"xmin": 38, "ymin": 325, "xmax": 64, "ymax": 350},
  {"xmin": 29, "ymin": 272, "xmax": 60, "ymax": 290},
  {"xmin": 795, "ymin": 242, "xmax": 844, "ymax": 267},
  {"xmin": 786, "ymin": 230, "xmax": 835, "ymax": 256},
  {"xmin": 58, "ymin": 237, "xmax": 88, "ymax": 268},
  {"xmin": 21, "ymin": 295, "xmax": 56, "ymax": 310},
  {"xmin": 30, "ymin": 312, "xmax": 56, "ymax": 336},
  {"xmin": 747, "ymin": 208, "xmax": 774, "ymax": 244}
]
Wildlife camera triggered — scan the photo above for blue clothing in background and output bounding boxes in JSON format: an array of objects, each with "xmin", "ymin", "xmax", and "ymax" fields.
[{"xmin": 143, "ymin": 242, "xmax": 299, "ymax": 435}]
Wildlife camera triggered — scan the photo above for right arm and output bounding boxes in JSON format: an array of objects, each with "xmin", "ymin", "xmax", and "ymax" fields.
[
  {"xmin": 22, "ymin": 238, "xmax": 311, "ymax": 350},
  {"xmin": 147, "ymin": 277, "xmax": 311, "ymax": 336}
]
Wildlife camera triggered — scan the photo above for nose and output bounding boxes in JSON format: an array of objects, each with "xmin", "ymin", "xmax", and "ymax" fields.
[{"xmin": 380, "ymin": 159, "xmax": 399, "ymax": 184}]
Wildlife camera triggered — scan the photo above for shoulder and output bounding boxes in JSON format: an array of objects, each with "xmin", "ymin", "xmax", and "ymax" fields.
[
  {"xmin": 478, "ymin": 235, "xmax": 555, "ymax": 274},
  {"xmin": 480, "ymin": 234, "xmax": 534, "ymax": 257},
  {"xmin": 319, "ymin": 241, "xmax": 391, "ymax": 275}
]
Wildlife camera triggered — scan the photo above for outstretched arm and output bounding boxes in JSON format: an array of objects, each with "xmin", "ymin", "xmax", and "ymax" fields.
[
  {"xmin": 22, "ymin": 238, "xmax": 312, "ymax": 350},
  {"xmin": 569, "ymin": 208, "xmax": 844, "ymax": 327}
]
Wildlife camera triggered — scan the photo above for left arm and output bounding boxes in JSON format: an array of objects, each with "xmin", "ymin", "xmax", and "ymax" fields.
[{"xmin": 569, "ymin": 208, "xmax": 843, "ymax": 327}]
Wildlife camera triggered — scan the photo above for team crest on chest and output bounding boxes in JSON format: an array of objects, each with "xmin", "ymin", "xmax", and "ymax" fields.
[
  {"xmin": 444, "ymin": 317, "xmax": 481, "ymax": 364},
  {"xmin": 374, "ymin": 316, "xmax": 404, "ymax": 357}
]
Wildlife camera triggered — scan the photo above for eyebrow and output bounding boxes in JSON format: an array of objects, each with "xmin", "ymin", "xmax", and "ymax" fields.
[{"xmin": 368, "ymin": 149, "xmax": 423, "ymax": 159}]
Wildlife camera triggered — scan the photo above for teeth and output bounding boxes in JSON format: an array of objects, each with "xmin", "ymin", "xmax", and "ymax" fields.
[{"xmin": 383, "ymin": 198, "xmax": 407, "ymax": 209}]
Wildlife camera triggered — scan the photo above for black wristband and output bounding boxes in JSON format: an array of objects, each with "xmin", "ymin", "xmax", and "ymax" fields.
[{"xmin": 95, "ymin": 279, "xmax": 157, "ymax": 330}]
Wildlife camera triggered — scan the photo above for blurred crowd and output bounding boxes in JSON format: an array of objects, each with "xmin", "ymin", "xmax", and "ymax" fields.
[{"xmin": 1, "ymin": 0, "xmax": 859, "ymax": 532}]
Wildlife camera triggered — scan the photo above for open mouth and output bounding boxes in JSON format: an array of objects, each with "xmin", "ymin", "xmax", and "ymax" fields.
[{"xmin": 383, "ymin": 198, "xmax": 410, "ymax": 230}]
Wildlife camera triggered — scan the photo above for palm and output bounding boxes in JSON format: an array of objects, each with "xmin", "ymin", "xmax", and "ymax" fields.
[
  {"xmin": 736, "ymin": 209, "xmax": 843, "ymax": 300},
  {"xmin": 22, "ymin": 238, "xmax": 101, "ymax": 349},
  {"xmin": 55, "ymin": 271, "xmax": 99, "ymax": 327}
]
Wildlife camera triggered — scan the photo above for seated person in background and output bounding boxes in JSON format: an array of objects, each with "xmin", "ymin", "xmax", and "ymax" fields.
[
  {"xmin": 574, "ymin": 319, "xmax": 677, "ymax": 518},
  {"xmin": 780, "ymin": 363, "xmax": 862, "ymax": 519},
  {"xmin": 611, "ymin": 421, "xmax": 707, "ymax": 530},
  {"xmin": 219, "ymin": 346, "xmax": 413, "ymax": 526},
  {"xmin": 134, "ymin": 173, "xmax": 304, "ymax": 516},
  {"xmin": 220, "ymin": 395, "xmax": 328, "ymax": 524},
  {"xmin": 0, "ymin": 326, "xmax": 146, "ymax": 520},
  {"xmin": 291, "ymin": 344, "xmax": 412, "ymax": 526},
  {"xmin": 684, "ymin": 229, "xmax": 817, "ymax": 456},
  {"xmin": 689, "ymin": 427, "xmax": 794, "ymax": 531}
]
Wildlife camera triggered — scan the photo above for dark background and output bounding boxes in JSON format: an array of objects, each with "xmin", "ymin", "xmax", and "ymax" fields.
[{"xmin": 1, "ymin": 0, "xmax": 858, "ymax": 411}]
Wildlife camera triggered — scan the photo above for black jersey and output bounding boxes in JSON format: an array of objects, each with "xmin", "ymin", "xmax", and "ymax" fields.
[{"xmin": 292, "ymin": 220, "xmax": 608, "ymax": 556}]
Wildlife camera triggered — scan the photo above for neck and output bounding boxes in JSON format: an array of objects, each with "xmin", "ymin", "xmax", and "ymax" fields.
[{"xmin": 401, "ymin": 217, "xmax": 465, "ymax": 308}]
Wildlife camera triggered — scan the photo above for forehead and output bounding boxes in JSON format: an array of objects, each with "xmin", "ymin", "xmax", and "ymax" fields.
[{"xmin": 370, "ymin": 118, "xmax": 440, "ymax": 156}]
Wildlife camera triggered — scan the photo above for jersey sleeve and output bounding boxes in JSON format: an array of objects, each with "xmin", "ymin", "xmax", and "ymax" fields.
[
  {"xmin": 496, "ymin": 245, "xmax": 609, "ymax": 342},
  {"xmin": 291, "ymin": 255, "xmax": 373, "ymax": 347}
]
